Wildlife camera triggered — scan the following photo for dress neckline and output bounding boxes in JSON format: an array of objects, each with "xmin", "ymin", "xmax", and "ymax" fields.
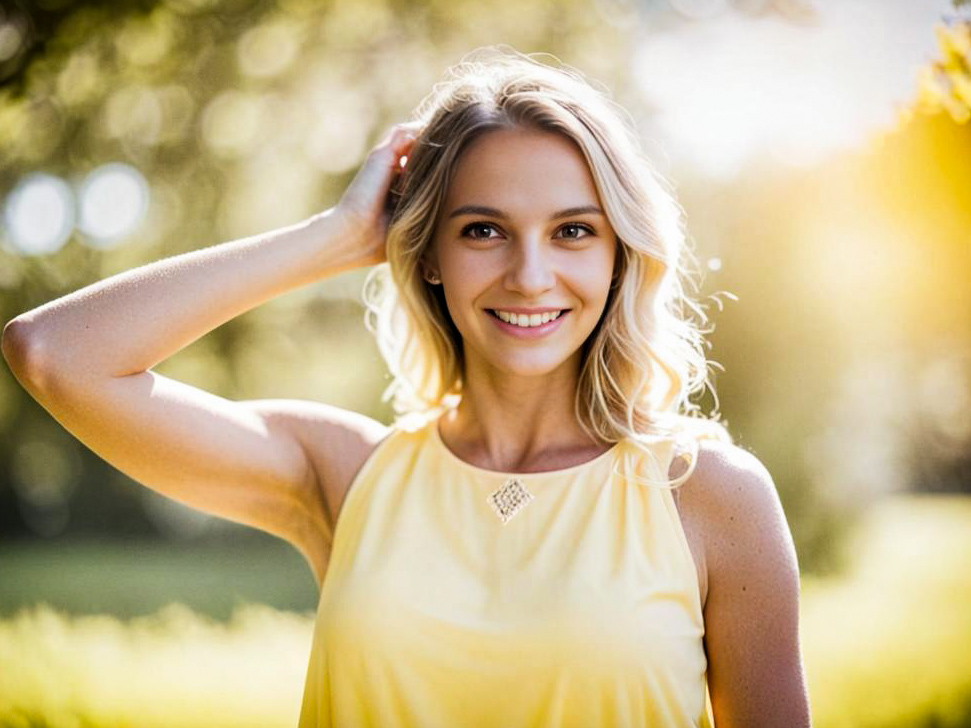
[{"xmin": 429, "ymin": 417, "xmax": 624, "ymax": 480}]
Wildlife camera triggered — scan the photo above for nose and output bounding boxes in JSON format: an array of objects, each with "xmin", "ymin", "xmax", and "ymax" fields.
[{"xmin": 503, "ymin": 237, "xmax": 557, "ymax": 298}]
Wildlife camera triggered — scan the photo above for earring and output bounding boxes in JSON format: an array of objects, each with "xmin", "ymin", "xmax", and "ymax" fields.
[{"xmin": 425, "ymin": 272, "xmax": 441, "ymax": 285}]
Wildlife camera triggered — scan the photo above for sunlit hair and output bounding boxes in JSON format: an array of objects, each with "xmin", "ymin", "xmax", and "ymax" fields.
[{"xmin": 363, "ymin": 45, "xmax": 733, "ymax": 488}]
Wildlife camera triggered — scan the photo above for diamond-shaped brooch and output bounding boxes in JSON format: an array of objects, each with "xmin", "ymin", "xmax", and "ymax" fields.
[{"xmin": 487, "ymin": 477, "xmax": 535, "ymax": 524}]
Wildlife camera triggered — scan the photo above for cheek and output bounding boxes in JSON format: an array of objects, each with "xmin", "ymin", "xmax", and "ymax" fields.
[
  {"xmin": 440, "ymin": 252, "xmax": 497, "ymax": 302},
  {"xmin": 439, "ymin": 262, "xmax": 487, "ymax": 328},
  {"xmin": 445, "ymin": 253, "xmax": 489, "ymax": 281},
  {"xmin": 572, "ymin": 247, "xmax": 616, "ymax": 303}
]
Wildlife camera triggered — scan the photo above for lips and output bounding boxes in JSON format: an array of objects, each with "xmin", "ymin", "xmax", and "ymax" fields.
[{"xmin": 486, "ymin": 308, "xmax": 571, "ymax": 337}]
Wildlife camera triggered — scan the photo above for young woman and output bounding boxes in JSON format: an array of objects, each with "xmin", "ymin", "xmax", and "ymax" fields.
[{"xmin": 2, "ymin": 48, "xmax": 811, "ymax": 727}]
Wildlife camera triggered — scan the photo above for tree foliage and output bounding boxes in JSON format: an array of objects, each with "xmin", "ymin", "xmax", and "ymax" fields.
[{"xmin": 917, "ymin": 14, "xmax": 971, "ymax": 123}]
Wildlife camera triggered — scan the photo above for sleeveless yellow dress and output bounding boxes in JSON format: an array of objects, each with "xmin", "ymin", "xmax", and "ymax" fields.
[{"xmin": 298, "ymin": 416, "xmax": 715, "ymax": 727}]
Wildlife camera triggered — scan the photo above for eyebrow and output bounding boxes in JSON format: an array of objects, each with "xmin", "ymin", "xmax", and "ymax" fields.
[{"xmin": 446, "ymin": 204, "xmax": 605, "ymax": 220}]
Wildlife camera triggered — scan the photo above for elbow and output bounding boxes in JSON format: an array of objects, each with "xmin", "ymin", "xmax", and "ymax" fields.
[{"xmin": 2, "ymin": 317, "xmax": 49, "ymax": 387}]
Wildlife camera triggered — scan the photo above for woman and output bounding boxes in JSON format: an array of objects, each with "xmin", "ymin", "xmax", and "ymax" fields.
[{"xmin": 2, "ymin": 47, "xmax": 811, "ymax": 726}]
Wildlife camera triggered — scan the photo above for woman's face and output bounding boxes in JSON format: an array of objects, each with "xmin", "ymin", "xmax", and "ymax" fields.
[{"xmin": 428, "ymin": 126, "xmax": 618, "ymax": 380}]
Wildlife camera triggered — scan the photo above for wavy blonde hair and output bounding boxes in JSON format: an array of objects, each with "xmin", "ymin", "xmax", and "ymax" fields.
[{"xmin": 363, "ymin": 46, "xmax": 733, "ymax": 487}]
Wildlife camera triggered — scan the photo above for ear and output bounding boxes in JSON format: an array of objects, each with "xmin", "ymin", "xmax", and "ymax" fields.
[
  {"xmin": 420, "ymin": 248, "xmax": 441, "ymax": 285},
  {"xmin": 419, "ymin": 261, "xmax": 441, "ymax": 285}
]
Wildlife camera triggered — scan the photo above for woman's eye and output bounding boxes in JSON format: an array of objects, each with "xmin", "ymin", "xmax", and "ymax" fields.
[
  {"xmin": 461, "ymin": 223, "xmax": 499, "ymax": 240},
  {"xmin": 558, "ymin": 223, "xmax": 594, "ymax": 240}
]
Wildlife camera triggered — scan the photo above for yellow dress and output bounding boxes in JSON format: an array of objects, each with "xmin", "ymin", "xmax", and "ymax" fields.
[{"xmin": 298, "ymin": 415, "xmax": 715, "ymax": 727}]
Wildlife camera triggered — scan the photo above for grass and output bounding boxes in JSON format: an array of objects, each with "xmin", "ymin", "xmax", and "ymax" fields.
[
  {"xmin": 0, "ymin": 602, "xmax": 312, "ymax": 728},
  {"xmin": 0, "ymin": 494, "xmax": 969, "ymax": 727},
  {"xmin": 0, "ymin": 533, "xmax": 318, "ymax": 621},
  {"xmin": 801, "ymin": 495, "xmax": 971, "ymax": 728}
]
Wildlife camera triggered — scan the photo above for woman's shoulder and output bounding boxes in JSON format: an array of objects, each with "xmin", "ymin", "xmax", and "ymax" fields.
[
  {"xmin": 671, "ymin": 420, "xmax": 780, "ymax": 530},
  {"xmin": 684, "ymin": 438, "xmax": 778, "ymax": 512},
  {"xmin": 677, "ymin": 436, "xmax": 797, "ymax": 599}
]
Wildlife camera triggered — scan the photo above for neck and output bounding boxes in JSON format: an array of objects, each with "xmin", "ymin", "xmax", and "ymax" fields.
[{"xmin": 438, "ymin": 352, "xmax": 608, "ymax": 472}]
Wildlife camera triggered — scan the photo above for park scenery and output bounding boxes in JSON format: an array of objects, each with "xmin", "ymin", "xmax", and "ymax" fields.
[{"xmin": 1, "ymin": 1, "xmax": 970, "ymax": 726}]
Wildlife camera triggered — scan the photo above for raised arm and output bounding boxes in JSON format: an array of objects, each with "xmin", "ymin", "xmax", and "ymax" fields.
[{"xmin": 1, "ymin": 122, "xmax": 421, "ymax": 586}]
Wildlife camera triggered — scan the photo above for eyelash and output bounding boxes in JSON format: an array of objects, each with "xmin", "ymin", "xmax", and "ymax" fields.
[{"xmin": 459, "ymin": 222, "xmax": 595, "ymax": 241}]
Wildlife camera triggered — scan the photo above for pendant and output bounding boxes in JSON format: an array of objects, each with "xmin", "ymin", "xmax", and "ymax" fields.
[{"xmin": 488, "ymin": 477, "xmax": 534, "ymax": 524}]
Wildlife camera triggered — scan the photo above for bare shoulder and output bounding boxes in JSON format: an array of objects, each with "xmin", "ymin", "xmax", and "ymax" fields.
[
  {"xmin": 680, "ymin": 439, "xmax": 781, "ymax": 521},
  {"xmin": 677, "ymin": 439, "xmax": 811, "ymax": 725},
  {"xmin": 679, "ymin": 439, "xmax": 797, "ymax": 577},
  {"xmin": 672, "ymin": 439, "xmax": 798, "ymax": 602}
]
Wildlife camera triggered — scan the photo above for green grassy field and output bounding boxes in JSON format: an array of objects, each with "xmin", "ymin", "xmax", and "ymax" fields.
[
  {"xmin": 0, "ymin": 533, "xmax": 318, "ymax": 621},
  {"xmin": 0, "ymin": 494, "xmax": 969, "ymax": 727},
  {"xmin": 801, "ymin": 495, "xmax": 971, "ymax": 728}
]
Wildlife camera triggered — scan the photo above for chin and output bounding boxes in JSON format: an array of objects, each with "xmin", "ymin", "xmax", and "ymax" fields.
[{"xmin": 486, "ymin": 351, "xmax": 579, "ymax": 379}]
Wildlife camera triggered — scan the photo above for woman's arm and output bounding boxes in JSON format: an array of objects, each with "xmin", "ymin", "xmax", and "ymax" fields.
[
  {"xmin": 690, "ymin": 441, "xmax": 812, "ymax": 727},
  {"xmin": 1, "ymin": 123, "xmax": 420, "ymax": 583}
]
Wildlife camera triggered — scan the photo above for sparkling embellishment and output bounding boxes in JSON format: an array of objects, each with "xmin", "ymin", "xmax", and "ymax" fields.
[{"xmin": 488, "ymin": 477, "xmax": 534, "ymax": 524}]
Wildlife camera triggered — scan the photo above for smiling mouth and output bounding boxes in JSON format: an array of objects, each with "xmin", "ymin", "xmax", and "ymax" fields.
[{"xmin": 486, "ymin": 309, "xmax": 570, "ymax": 328}]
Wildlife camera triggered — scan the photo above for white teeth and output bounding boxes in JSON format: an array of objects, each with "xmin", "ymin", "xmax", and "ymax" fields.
[{"xmin": 492, "ymin": 310, "xmax": 564, "ymax": 327}]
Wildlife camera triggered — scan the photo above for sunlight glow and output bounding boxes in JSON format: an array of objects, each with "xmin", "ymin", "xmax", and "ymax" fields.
[{"xmin": 633, "ymin": 0, "xmax": 953, "ymax": 177}]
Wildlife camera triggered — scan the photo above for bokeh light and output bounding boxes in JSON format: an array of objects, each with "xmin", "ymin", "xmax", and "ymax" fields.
[
  {"xmin": 77, "ymin": 163, "xmax": 150, "ymax": 249},
  {"xmin": 237, "ymin": 17, "xmax": 302, "ymax": 79},
  {"xmin": 2, "ymin": 172, "xmax": 75, "ymax": 255},
  {"xmin": 0, "ymin": 21, "xmax": 24, "ymax": 63},
  {"xmin": 200, "ymin": 90, "xmax": 269, "ymax": 159}
]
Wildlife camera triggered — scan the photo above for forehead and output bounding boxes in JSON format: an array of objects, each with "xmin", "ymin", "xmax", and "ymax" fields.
[{"xmin": 442, "ymin": 127, "xmax": 602, "ymax": 212}]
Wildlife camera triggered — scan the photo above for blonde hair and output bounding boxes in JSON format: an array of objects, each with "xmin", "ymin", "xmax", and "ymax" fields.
[{"xmin": 363, "ymin": 46, "xmax": 733, "ymax": 488}]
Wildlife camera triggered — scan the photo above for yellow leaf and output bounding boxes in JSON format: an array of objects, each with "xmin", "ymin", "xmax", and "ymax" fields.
[
  {"xmin": 936, "ymin": 21, "xmax": 971, "ymax": 67},
  {"xmin": 916, "ymin": 66, "xmax": 946, "ymax": 111},
  {"xmin": 943, "ymin": 94, "xmax": 971, "ymax": 124},
  {"xmin": 948, "ymin": 68, "xmax": 971, "ymax": 107}
]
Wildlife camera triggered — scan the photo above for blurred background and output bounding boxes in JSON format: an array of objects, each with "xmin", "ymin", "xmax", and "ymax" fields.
[{"xmin": 0, "ymin": 0, "xmax": 969, "ymax": 725}]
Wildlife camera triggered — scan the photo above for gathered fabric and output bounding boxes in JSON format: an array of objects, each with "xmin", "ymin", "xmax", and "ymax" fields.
[{"xmin": 298, "ymin": 416, "xmax": 714, "ymax": 727}]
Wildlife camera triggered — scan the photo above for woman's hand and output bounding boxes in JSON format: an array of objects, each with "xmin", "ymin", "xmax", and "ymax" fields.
[{"xmin": 331, "ymin": 121, "xmax": 423, "ymax": 267}]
